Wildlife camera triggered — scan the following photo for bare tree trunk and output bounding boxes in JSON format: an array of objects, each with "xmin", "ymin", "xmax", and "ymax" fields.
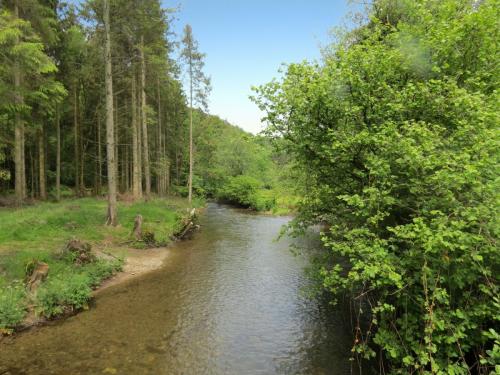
[
  {"xmin": 13, "ymin": 0, "xmax": 24, "ymax": 205},
  {"xmin": 175, "ymin": 111, "xmax": 181, "ymax": 187},
  {"xmin": 56, "ymin": 107, "xmax": 61, "ymax": 201},
  {"xmin": 157, "ymin": 77, "xmax": 162, "ymax": 195},
  {"xmin": 79, "ymin": 100, "xmax": 84, "ymax": 196},
  {"xmin": 97, "ymin": 113, "xmax": 102, "ymax": 195},
  {"xmin": 114, "ymin": 94, "xmax": 119, "ymax": 192},
  {"xmin": 30, "ymin": 146, "xmax": 40, "ymax": 198},
  {"xmin": 131, "ymin": 73, "xmax": 141, "ymax": 199},
  {"xmin": 188, "ymin": 55, "xmax": 194, "ymax": 204},
  {"xmin": 21, "ymin": 123, "xmax": 26, "ymax": 199},
  {"xmin": 140, "ymin": 36, "xmax": 151, "ymax": 200},
  {"xmin": 73, "ymin": 85, "xmax": 80, "ymax": 196},
  {"xmin": 38, "ymin": 128, "xmax": 47, "ymax": 200},
  {"xmin": 124, "ymin": 142, "xmax": 129, "ymax": 192},
  {"xmin": 30, "ymin": 149, "xmax": 34, "ymax": 199},
  {"xmin": 137, "ymin": 97, "xmax": 142, "ymax": 191},
  {"xmin": 104, "ymin": 0, "xmax": 117, "ymax": 226}
]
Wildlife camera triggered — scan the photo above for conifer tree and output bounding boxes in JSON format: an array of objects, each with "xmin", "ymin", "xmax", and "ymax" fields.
[
  {"xmin": 103, "ymin": 0, "xmax": 117, "ymax": 225},
  {"xmin": 180, "ymin": 24, "xmax": 210, "ymax": 204}
]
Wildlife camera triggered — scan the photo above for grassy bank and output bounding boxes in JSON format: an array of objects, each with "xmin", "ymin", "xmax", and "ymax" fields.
[
  {"xmin": 214, "ymin": 175, "xmax": 299, "ymax": 215},
  {"xmin": 0, "ymin": 196, "xmax": 199, "ymax": 333}
]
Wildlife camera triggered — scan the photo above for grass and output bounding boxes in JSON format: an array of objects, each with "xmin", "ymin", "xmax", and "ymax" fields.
[
  {"xmin": 271, "ymin": 193, "xmax": 300, "ymax": 216},
  {"xmin": 0, "ymin": 195, "xmax": 201, "ymax": 331},
  {"xmin": 0, "ymin": 196, "xmax": 199, "ymax": 255}
]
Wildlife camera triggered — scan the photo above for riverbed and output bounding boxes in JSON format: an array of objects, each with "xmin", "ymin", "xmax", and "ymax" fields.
[{"xmin": 0, "ymin": 203, "xmax": 352, "ymax": 375}]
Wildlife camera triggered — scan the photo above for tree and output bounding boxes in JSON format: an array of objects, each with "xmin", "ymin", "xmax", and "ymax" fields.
[
  {"xmin": 180, "ymin": 24, "xmax": 210, "ymax": 204},
  {"xmin": 103, "ymin": 0, "xmax": 117, "ymax": 225},
  {"xmin": 0, "ymin": 0, "xmax": 219, "ymax": 212},
  {"xmin": 0, "ymin": 3, "xmax": 62, "ymax": 204},
  {"xmin": 139, "ymin": 34, "xmax": 150, "ymax": 200},
  {"xmin": 253, "ymin": 0, "xmax": 499, "ymax": 372}
]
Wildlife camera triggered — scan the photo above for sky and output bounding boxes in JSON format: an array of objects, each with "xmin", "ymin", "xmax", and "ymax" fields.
[
  {"xmin": 69, "ymin": 0, "xmax": 360, "ymax": 134},
  {"xmin": 170, "ymin": 0, "xmax": 358, "ymax": 134}
]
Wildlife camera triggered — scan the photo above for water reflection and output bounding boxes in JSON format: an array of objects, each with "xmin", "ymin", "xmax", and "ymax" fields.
[{"xmin": 0, "ymin": 203, "xmax": 352, "ymax": 374}]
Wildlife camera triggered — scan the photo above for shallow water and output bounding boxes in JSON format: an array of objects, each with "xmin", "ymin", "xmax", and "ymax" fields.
[{"xmin": 0, "ymin": 203, "xmax": 352, "ymax": 375}]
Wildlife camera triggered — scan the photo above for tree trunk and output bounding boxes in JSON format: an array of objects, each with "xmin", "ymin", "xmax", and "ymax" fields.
[
  {"xmin": 56, "ymin": 107, "xmax": 61, "ymax": 201},
  {"xmin": 79, "ymin": 98, "xmax": 84, "ymax": 196},
  {"xmin": 114, "ymin": 93, "xmax": 119, "ymax": 192},
  {"xmin": 13, "ymin": 0, "xmax": 24, "ymax": 205},
  {"xmin": 140, "ymin": 36, "xmax": 151, "ymax": 200},
  {"xmin": 188, "ymin": 53, "xmax": 194, "ymax": 204},
  {"xmin": 73, "ymin": 85, "xmax": 80, "ymax": 196},
  {"xmin": 157, "ymin": 77, "xmax": 161, "ymax": 195},
  {"xmin": 131, "ymin": 73, "xmax": 141, "ymax": 199},
  {"xmin": 137, "ymin": 96, "xmax": 142, "ymax": 191},
  {"xmin": 124, "ymin": 142, "xmax": 129, "ymax": 192},
  {"xmin": 38, "ymin": 128, "xmax": 47, "ymax": 200},
  {"xmin": 104, "ymin": 0, "xmax": 117, "ymax": 226},
  {"xmin": 21, "ymin": 122, "xmax": 26, "ymax": 199},
  {"xmin": 30, "ymin": 150, "xmax": 34, "ymax": 199},
  {"xmin": 97, "ymin": 113, "xmax": 102, "ymax": 195}
]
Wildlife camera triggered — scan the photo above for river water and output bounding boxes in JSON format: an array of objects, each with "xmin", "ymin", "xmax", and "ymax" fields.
[{"xmin": 0, "ymin": 203, "xmax": 352, "ymax": 374}]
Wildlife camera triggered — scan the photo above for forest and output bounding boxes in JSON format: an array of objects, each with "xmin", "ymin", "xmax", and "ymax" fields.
[
  {"xmin": 0, "ymin": 0, "xmax": 287, "ymax": 214},
  {"xmin": 0, "ymin": 0, "xmax": 499, "ymax": 374}
]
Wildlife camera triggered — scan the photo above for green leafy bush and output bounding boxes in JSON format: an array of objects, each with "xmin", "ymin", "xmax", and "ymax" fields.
[
  {"xmin": 254, "ymin": 0, "xmax": 499, "ymax": 372},
  {"xmin": 0, "ymin": 283, "xmax": 26, "ymax": 330},
  {"xmin": 48, "ymin": 185, "xmax": 74, "ymax": 200},
  {"xmin": 217, "ymin": 175, "xmax": 276, "ymax": 211},
  {"xmin": 36, "ymin": 273, "xmax": 92, "ymax": 318},
  {"xmin": 252, "ymin": 190, "xmax": 276, "ymax": 211},
  {"xmin": 217, "ymin": 175, "xmax": 260, "ymax": 207},
  {"xmin": 171, "ymin": 185, "xmax": 188, "ymax": 198}
]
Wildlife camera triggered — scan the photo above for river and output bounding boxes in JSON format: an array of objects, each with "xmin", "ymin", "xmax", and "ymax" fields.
[{"xmin": 0, "ymin": 203, "xmax": 353, "ymax": 375}]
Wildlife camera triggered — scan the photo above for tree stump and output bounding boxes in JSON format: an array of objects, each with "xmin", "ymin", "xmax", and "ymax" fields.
[
  {"xmin": 132, "ymin": 214, "xmax": 143, "ymax": 240},
  {"xmin": 26, "ymin": 262, "xmax": 49, "ymax": 292},
  {"xmin": 62, "ymin": 239, "xmax": 95, "ymax": 265}
]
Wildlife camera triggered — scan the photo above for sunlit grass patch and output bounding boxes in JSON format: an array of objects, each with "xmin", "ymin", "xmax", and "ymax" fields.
[{"xmin": 0, "ymin": 196, "xmax": 197, "ymax": 330}]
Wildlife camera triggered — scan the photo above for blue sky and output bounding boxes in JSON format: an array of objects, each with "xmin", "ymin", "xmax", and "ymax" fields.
[
  {"xmin": 70, "ymin": 0, "xmax": 359, "ymax": 133},
  {"xmin": 170, "ymin": 0, "xmax": 358, "ymax": 133}
]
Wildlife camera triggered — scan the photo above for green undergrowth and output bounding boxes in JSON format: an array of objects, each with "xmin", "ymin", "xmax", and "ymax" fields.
[
  {"xmin": 0, "ymin": 196, "xmax": 200, "ymax": 331},
  {"xmin": 35, "ymin": 257, "xmax": 123, "ymax": 318},
  {"xmin": 215, "ymin": 175, "xmax": 298, "ymax": 214},
  {"xmin": 0, "ymin": 250, "xmax": 122, "ymax": 330}
]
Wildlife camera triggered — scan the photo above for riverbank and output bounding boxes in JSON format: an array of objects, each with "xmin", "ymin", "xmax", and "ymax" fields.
[
  {"xmin": 0, "ymin": 196, "xmax": 202, "ymax": 334},
  {"xmin": 0, "ymin": 203, "xmax": 353, "ymax": 374}
]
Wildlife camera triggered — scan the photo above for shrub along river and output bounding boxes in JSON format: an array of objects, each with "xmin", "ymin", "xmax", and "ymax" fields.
[{"xmin": 0, "ymin": 203, "xmax": 353, "ymax": 374}]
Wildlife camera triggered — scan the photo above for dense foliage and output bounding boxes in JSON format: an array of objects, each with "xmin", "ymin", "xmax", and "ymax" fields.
[
  {"xmin": 188, "ymin": 110, "xmax": 283, "ymax": 210},
  {"xmin": 254, "ymin": 0, "xmax": 499, "ymax": 373},
  {"xmin": 0, "ymin": 0, "xmax": 289, "ymax": 213}
]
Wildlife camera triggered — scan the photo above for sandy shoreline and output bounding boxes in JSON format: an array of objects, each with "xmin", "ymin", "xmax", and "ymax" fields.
[
  {"xmin": 4, "ymin": 246, "xmax": 173, "ymax": 337},
  {"xmin": 94, "ymin": 246, "xmax": 172, "ymax": 294}
]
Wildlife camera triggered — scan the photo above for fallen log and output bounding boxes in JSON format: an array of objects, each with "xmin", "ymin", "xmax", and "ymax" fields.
[{"xmin": 174, "ymin": 208, "xmax": 199, "ymax": 239}]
